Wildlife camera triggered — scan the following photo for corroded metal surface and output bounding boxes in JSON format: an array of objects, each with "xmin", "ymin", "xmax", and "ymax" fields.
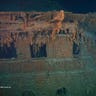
[{"xmin": 0, "ymin": 11, "xmax": 96, "ymax": 96}]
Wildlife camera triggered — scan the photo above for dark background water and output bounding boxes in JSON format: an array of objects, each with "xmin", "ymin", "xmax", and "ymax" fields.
[{"xmin": 0, "ymin": 0, "xmax": 96, "ymax": 13}]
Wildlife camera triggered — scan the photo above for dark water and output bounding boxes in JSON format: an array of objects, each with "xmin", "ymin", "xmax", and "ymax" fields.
[{"xmin": 0, "ymin": 0, "xmax": 96, "ymax": 13}]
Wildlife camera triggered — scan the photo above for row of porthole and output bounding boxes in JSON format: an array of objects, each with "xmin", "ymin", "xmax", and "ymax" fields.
[
  {"xmin": 22, "ymin": 86, "xmax": 96, "ymax": 96},
  {"xmin": 22, "ymin": 87, "xmax": 67, "ymax": 96}
]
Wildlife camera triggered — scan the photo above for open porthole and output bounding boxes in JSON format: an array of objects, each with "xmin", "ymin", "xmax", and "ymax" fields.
[{"xmin": 22, "ymin": 91, "xmax": 35, "ymax": 96}]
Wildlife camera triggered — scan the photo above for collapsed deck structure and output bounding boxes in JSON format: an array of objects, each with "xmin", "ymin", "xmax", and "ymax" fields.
[{"xmin": 0, "ymin": 10, "xmax": 81, "ymax": 59}]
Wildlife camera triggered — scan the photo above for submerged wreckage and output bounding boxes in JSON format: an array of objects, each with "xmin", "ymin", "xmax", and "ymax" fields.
[
  {"xmin": 0, "ymin": 10, "xmax": 96, "ymax": 96},
  {"xmin": 0, "ymin": 10, "xmax": 80, "ymax": 59}
]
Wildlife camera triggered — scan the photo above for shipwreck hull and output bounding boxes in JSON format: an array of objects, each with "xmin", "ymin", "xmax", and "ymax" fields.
[
  {"xmin": 0, "ymin": 11, "xmax": 96, "ymax": 96},
  {"xmin": 0, "ymin": 56, "xmax": 96, "ymax": 96}
]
